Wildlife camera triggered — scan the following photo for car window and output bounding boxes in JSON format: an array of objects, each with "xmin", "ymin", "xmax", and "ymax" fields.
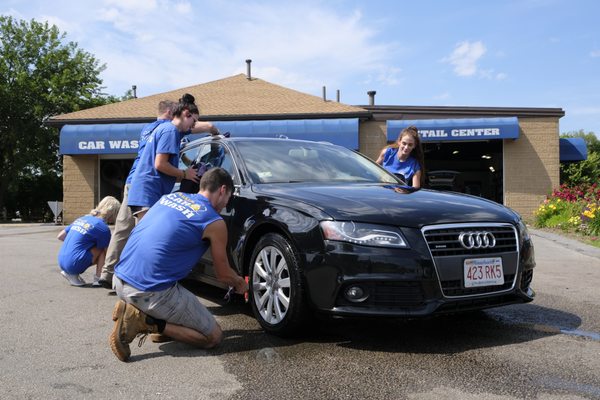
[
  {"xmin": 178, "ymin": 142, "xmax": 238, "ymax": 194},
  {"xmin": 196, "ymin": 143, "xmax": 235, "ymax": 177},
  {"xmin": 179, "ymin": 145, "xmax": 202, "ymax": 169},
  {"xmin": 236, "ymin": 141, "xmax": 397, "ymax": 184}
]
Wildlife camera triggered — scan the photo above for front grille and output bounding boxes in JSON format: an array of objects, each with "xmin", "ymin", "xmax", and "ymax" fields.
[
  {"xmin": 441, "ymin": 274, "xmax": 515, "ymax": 296},
  {"xmin": 423, "ymin": 225, "xmax": 517, "ymax": 257},
  {"xmin": 337, "ymin": 281, "xmax": 425, "ymax": 308}
]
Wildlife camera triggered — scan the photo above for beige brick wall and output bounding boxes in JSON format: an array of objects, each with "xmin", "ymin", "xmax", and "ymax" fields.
[
  {"xmin": 359, "ymin": 120, "xmax": 387, "ymax": 161},
  {"xmin": 63, "ymin": 155, "xmax": 98, "ymax": 224},
  {"xmin": 504, "ymin": 117, "xmax": 560, "ymax": 221}
]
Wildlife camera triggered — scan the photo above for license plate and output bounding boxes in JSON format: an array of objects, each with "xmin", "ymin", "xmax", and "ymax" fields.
[{"xmin": 464, "ymin": 257, "xmax": 504, "ymax": 288}]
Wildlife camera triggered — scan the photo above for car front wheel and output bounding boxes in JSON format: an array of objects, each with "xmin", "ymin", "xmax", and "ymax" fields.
[{"xmin": 249, "ymin": 233, "xmax": 308, "ymax": 336}]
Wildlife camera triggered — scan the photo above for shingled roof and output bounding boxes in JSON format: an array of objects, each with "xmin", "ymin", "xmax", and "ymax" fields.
[{"xmin": 47, "ymin": 74, "xmax": 369, "ymax": 126}]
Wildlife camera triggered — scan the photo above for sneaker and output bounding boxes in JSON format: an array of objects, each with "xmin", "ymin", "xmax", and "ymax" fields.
[
  {"xmin": 60, "ymin": 270, "xmax": 86, "ymax": 287},
  {"xmin": 92, "ymin": 275, "xmax": 102, "ymax": 287},
  {"xmin": 109, "ymin": 300, "xmax": 159, "ymax": 362},
  {"xmin": 150, "ymin": 333, "xmax": 173, "ymax": 343}
]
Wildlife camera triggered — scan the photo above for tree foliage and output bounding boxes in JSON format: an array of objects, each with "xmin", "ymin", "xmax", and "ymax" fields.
[
  {"xmin": 0, "ymin": 16, "xmax": 117, "ymax": 220},
  {"xmin": 560, "ymin": 130, "xmax": 600, "ymax": 187}
]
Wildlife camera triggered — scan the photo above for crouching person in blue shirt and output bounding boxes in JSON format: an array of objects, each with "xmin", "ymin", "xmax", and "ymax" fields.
[
  {"xmin": 109, "ymin": 168, "xmax": 248, "ymax": 362},
  {"xmin": 57, "ymin": 196, "xmax": 120, "ymax": 286}
]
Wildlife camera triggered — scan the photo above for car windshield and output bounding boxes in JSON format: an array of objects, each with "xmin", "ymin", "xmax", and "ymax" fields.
[{"xmin": 235, "ymin": 140, "xmax": 399, "ymax": 184}]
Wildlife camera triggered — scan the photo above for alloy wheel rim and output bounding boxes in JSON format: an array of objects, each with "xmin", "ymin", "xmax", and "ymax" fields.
[{"xmin": 252, "ymin": 245, "xmax": 291, "ymax": 324}]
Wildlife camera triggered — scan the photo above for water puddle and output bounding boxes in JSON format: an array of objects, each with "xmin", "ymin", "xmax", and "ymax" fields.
[
  {"xmin": 255, "ymin": 347, "xmax": 282, "ymax": 362},
  {"xmin": 524, "ymin": 323, "xmax": 600, "ymax": 342},
  {"xmin": 559, "ymin": 328, "xmax": 600, "ymax": 341},
  {"xmin": 540, "ymin": 376, "xmax": 600, "ymax": 398}
]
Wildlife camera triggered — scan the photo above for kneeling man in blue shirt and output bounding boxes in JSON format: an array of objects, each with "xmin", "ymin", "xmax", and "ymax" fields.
[{"xmin": 109, "ymin": 168, "xmax": 248, "ymax": 362}]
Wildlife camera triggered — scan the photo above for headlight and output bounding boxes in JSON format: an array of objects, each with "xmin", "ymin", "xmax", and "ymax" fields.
[
  {"xmin": 320, "ymin": 221, "xmax": 409, "ymax": 248},
  {"xmin": 517, "ymin": 219, "xmax": 531, "ymax": 242}
]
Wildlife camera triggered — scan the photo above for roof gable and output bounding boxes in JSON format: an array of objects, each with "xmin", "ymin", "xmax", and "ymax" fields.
[{"xmin": 48, "ymin": 74, "xmax": 368, "ymax": 124}]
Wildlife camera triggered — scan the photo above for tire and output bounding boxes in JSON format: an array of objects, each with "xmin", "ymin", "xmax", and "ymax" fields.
[{"xmin": 248, "ymin": 233, "xmax": 309, "ymax": 336}]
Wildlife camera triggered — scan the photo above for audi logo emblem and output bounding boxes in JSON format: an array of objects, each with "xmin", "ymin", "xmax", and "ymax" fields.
[{"xmin": 458, "ymin": 231, "xmax": 496, "ymax": 249}]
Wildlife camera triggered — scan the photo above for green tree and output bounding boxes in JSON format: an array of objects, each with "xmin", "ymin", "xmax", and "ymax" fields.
[
  {"xmin": 0, "ymin": 16, "xmax": 116, "ymax": 220},
  {"xmin": 560, "ymin": 129, "xmax": 600, "ymax": 187}
]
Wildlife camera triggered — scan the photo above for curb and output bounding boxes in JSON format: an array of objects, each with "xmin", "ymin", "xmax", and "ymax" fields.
[
  {"xmin": 529, "ymin": 228, "xmax": 600, "ymax": 260},
  {"xmin": 0, "ymin": 223, "xmax": 63, "ymax": 237}
]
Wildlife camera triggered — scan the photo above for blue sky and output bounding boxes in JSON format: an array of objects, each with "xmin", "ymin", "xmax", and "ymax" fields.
[{"xmin": 4, "ymin": 0, "xmax": 600, "ymax": 135}]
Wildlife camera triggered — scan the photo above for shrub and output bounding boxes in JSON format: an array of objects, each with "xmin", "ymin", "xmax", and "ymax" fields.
[
  {"xmin": 581, "ymin": 202, "xmax": 600, "ymax": 235},
  {"xmin": 534, "ymin": 183, "xmax": 600, "ymax": 239}
]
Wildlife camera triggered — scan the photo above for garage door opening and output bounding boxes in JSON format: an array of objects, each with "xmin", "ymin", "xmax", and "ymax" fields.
[
  {"xmin": 99, "ymin": 159, "xmax": 134, "ymax": 203},
  {"xmin": 423, "ymin": 141, "xmax": 503, "ymax": 203}
]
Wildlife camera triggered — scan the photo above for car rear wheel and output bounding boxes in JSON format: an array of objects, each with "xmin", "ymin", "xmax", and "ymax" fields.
[{"xmin": 249, "ymin": 233, "xmax": 308, "ymax": 336}]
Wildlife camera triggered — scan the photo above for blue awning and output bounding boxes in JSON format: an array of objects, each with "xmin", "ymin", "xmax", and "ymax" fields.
[
  {"xmin": 59, "ymin": 118, "xmax": 359, "ymax": 155},
  {"xmin": 559, "ymin": 138, "xmax": 588, "ymax": 162},
  {"xmin": 387, "ymin": 117, "xmax": 520, "ymax": 142},
  {"xmin": 60, "ymin": 123, "xmax": 147, "ymax": 154}
]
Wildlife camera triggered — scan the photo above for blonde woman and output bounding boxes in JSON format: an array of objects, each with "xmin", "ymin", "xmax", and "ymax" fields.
[{"xmin": 57, "ymin": 196, "xmax": 120, "ymax": 286}]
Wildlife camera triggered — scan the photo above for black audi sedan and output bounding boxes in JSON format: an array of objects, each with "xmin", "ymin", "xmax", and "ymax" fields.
[{"xmin": 178, "ymin": 135, "xmax": 535, "ymax": 336}]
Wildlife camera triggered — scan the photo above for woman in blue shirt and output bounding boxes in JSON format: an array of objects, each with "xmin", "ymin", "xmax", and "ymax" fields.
[
  {"xmin": 376, "ymin": 125, "xmax": 425, "ymax": 188},
  {"xmin": 57, "ymin": 196, "xmax": 120, "ymax": 286}
]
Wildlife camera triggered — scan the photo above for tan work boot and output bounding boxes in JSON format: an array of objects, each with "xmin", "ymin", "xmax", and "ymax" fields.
[{"xmin": 109, "ymin": 300, "xmax": 159, "ymax": 362}]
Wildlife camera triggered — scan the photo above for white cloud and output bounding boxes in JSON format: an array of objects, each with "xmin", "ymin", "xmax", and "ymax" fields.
[
  {"xmin": 174, "ymin": 1, "xmax": 192, "ymax": 14},
  {"xmin": 495, "ymin": 72, "xmax": 507, "ymax": 80},
  {"xmin": 590, "ymin": 50, "xmax": 600, "ymax": 58},
  {"xmin": 433, "ymin": 92, "xmax": 450, "ymax": 100},
  {"xmin": 214, "ymin": 5, "xmax": 398, "ymax": 88},
  {"xmin": 443, "ymin": 41, "xmax": 487, "ymax": 77},
  {"xmin": 568, "ymin": 106, "xmax": 600, "ymax": 115},
  {"xmin": 479, "ymin": 69, "xmax": 494, "ymax": 79},
  {"xmin": 2, "ymin": 1, "xmax": 402, "ymax": 99}
]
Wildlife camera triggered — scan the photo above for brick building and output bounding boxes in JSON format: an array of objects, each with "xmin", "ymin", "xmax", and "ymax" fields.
[{"xmin": 47, "ymin": 71, "xmax": 566, "ymax": 223}]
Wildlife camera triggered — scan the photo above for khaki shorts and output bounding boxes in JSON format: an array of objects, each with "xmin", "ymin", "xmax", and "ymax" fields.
[{"xmin": 114, "ymin": 277, "xmax": 217, "ymax": 336}]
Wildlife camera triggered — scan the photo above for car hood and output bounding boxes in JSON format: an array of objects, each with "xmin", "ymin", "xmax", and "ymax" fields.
[{"xmin": 253, "ymin": 183, "xmax": 517, "ymax": 228}]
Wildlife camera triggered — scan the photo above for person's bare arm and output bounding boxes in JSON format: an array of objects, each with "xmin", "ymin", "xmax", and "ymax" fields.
[
  {"xmin": 155, "ymin": 153, "xmax": 199, "ymax": 183},
  {"xmin": 412, "ymin": 170, "xmax": 422, "ymax": 189},
  {"xmin": 57, "ymin": 229, "xmax": 67, "ymax": 241},
  {"xmin": 375, "ymin": 147, "xmax": 387, "ymax": 165},
  {"xmin": 191, "ymin": 121, "xmax": 219, "ymax": 135},
  {"xmin": 203, "ymin": 220, "xmax": 248, "ymax": 293}
]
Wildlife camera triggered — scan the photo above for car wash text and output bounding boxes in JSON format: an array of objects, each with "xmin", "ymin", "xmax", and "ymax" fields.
[{"xmin": 77, "ymin": 140, "xmax": 139, "ymax": 150}]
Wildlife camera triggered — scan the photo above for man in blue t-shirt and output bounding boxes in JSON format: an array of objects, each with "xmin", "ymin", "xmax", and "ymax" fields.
[
  {"xmin": 109, "ymin": 168, "xmax": 248, "ymax": 362},
  {"xmin": 98, "ymin": 100, "xmax": 174, "ymax": 287},
  {"xmin": 98, "ymin": 99, "xmax": 220, "ymax": 288},
  {"xmin": 126, "ymin": 97, "xmax": 207, "ymax": 222}
]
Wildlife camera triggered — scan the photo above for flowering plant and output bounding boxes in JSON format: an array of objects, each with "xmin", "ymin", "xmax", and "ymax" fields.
[
  {"xmin": 534, "ymin": 183, "xmax": 600, "ymax": 240},
  {"xmin": 580, "ymin": 202, "xmax": 600, "ymax": 235}
]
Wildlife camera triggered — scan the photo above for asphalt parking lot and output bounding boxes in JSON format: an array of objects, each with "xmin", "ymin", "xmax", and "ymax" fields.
[{"xmin": 0, "ymin": 224, "xmax": 599, "ymax": 400}]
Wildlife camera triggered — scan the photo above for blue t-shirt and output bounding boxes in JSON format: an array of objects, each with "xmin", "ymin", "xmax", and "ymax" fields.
[
  {"xmin": 127, "ymin": 122, "xmax": 182, "ymax": 208},
  {"xmin": 58, "ymin": 215, "xmax": 111, "ymax": 275},
  {"xmin": 115, "ymin": 192, "xmax": 223, "ymax": 291},
  {"xmin": 382, "ymin": 147, "xmax": 421, "ymax": 185},
  {"xmin": 125, "ymin": 119, "xmax": 170, "ymax": 185}
]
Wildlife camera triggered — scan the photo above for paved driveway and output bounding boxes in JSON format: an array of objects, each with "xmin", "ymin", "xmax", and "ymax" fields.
[{"xmin": 0, "ymin": 224, "xmax": 598, "ymax": 399}]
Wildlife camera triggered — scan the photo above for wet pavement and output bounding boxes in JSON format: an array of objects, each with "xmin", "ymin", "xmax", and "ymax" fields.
[{"xmin": 0, "ymin": 225, "xmax": 599, "ymax": 399}]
